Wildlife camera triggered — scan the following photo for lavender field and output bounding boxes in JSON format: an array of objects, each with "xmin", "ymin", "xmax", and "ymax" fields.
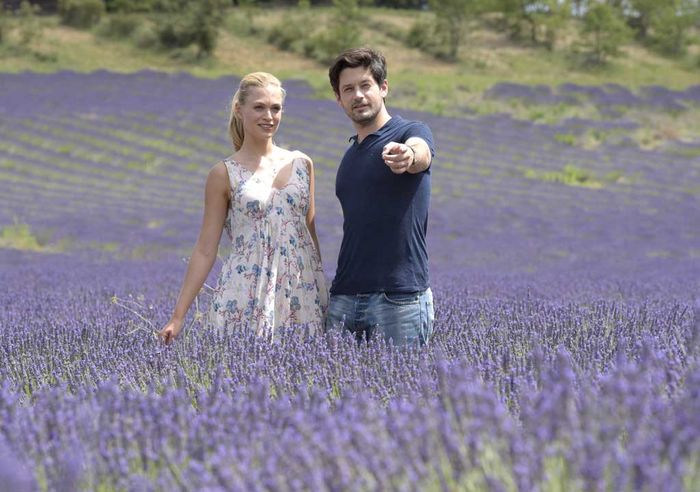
[{"xmin": 1, "ymin": 71, "xmax": 699, "ymax": 491}]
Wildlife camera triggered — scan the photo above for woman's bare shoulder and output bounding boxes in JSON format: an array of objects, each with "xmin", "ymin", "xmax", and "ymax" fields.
[
  {"xmin": 205, "ymin": 161, "xmax": 232, "ymax": 195},
  {"xmin": 210, "ymin": 160, "xmax": 230, "ymax": 178},
  {"xmin": 290, "ymin": 150, "xmax": 313, "ymax": 167}
]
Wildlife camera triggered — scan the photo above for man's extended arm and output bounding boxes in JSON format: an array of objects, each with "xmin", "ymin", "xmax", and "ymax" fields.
[{"xmin": 382, "ymin": 136, "xmax": 432, "ymax": 175}]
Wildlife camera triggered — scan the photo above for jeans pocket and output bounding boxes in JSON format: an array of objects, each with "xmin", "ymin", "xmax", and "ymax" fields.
[
  {"xmin": 381, "ymin": 292, "xmax": 420, "ymax": 306},
  {"xmin": 325, "ymin": 296, "xmax": 352, "ymax": 332}
]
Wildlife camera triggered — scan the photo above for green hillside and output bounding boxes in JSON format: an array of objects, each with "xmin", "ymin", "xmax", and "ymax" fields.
[{"xmin": 1, "ymin": 4, "xmax": 698, "ymax": 147}]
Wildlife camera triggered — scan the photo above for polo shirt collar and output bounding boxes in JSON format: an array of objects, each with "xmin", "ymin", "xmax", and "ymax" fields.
[{"xmin": 349, "ymin": 115, "xmax": 400, "ymax": 143}]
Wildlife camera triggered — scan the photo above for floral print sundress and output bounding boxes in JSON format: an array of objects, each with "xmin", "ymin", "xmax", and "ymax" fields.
[{"xmin": 208, "ymin": 153, "xmax": 328, "ymax": 339}]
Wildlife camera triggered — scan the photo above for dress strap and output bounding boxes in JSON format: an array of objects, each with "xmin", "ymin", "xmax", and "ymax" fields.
[{"xmin": 222, "ymin": 157, "xmax": 242, "ymax": 195}]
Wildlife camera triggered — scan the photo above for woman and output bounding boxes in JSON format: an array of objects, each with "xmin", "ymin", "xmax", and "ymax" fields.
[{"xmin": 159, "ymin": 72, "xmax": 327, "ymax": 342}]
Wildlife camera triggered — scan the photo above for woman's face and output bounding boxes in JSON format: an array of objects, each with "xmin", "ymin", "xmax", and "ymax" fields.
[{"xmin": 236, "ymin": 84, "xmax": 284, "ymax": 142}]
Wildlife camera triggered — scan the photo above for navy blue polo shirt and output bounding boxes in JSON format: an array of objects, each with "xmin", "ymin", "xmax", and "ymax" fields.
[{"xmin": 331, "ymin": 116, "xmax": 435, "ymax": 295}]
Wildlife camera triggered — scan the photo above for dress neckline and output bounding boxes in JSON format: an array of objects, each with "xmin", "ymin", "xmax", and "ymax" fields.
[{"xmin": 229, "ymin": 154, "xmax": 300, "ymax": 192}]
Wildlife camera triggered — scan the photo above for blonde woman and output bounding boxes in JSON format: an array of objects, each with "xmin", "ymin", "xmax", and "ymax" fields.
[{"xmin": 159, "ymin": 72, "xmax": 327, "ymax": 342}]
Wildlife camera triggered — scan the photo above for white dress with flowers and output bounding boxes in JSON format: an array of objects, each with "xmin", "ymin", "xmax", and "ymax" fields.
[{"xmin": 207, "ymin": 153, "xmax": 328, "ymax": 339}]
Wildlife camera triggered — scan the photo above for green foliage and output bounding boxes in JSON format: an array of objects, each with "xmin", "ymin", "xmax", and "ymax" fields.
[
  {"xmin": 17, "ymin": 0, "xmax": 42, "ymax": 47},
  {"xmin": 405, "ymin": 15, "xmax": 455, "ymax": 60},
  {"xmin": 308, "ymin": 0, "xmax": 363, "ymax": 63},
  {"xmin": 131, "ymin": 22, "xmax": 160, "ymax": 49},
  {"xmin": 554, "ymin": 133, "xmax": 577, "ymax": 146},
  {"xmin": 307, "ymin": 21, "xmax": 360, "ymax": 64},
  {"xmin": 96, "ymin": 13, "xmax": 142, "ymax": 39},
  {"xmin": 0, "ymin": 222, "xmax": 42, "ymax": 251},
  {"xmin": 648, "ymin": 0, "xmax": 699, "ymax": 56},
  {"xmin": 539, "ymin": 0, "xmax": 570, "ymax": 50},
  {"xmin": 625, "ymin": 0, "xmax": 658, "ymax": 40},
  {"xmin": 0, "ymin": 5, "xmax": 6, "ymax": 45},
  {"xmin": 427, "ymin": 0, "xmax": 469, "ymax": 61},
  {"xmin": 58, "ymin": 0, "xmax": 105, "ymax": 29},
  {"xmin": 263, "ymin": 4, "xmax": 309, "ymax": 55},
  {"xmin": 264, "ymin": 0, "xmax": 362, "ymax": 64},
  {"xmin": 156, "ymin": 0, "xmax": 228, "ymax": 57},
  {"xmin": 495, "ymin": 0, "xmax": 571, "ymax": 49},
  {"xmin": 226, "ymin": 2, "xmax": 260, "ymax": 37},
  {"xmin": 405, "ymin": 16, "xmax": 437, "ymax": 49},
  {"xmin": 331, "ymin": 0, "xmax": 363, "ymax": 22},
  {"xmin": 523, "ymin": 164, "xmax": 606, "ymax": 188},
  {"xmin": 266, "ymin": 16, "xmax": 308, "ymax": 52},
  {"xmin": 105, "ymin": 0, "xmax": 158, "ymax": 12},
  {"xmin": 577, "ymin": 2, "xmax": 631, "ymax": 65},
  {"xmin": 187, "ymin": 0, "xmax": 228, "ymax": 56}
]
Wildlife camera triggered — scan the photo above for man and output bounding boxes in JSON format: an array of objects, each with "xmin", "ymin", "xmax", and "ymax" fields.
[{"xmin": 326, "ymin": 47, "xmax": 435, "ymax": 347}]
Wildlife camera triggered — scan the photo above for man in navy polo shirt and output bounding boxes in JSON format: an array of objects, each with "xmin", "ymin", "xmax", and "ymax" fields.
[{"xmin": 325, "ymin": 47, "xmax": 435, "ymax": 347}]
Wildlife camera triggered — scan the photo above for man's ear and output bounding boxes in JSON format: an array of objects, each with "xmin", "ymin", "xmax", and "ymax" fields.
[{"xmin": 380, "ymin": 79, "xmax": 389, "ymax": 98}]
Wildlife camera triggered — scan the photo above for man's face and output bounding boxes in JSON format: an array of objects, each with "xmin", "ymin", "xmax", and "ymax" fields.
[{"xmin": 335, "ymin": 66, "xmax": 388, "ymax": 126}]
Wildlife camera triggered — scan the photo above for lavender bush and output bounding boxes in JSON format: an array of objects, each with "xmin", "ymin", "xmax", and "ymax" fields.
[{"xmin": 1, "ymin": 72, "xmax": 699, "ymax": 490}]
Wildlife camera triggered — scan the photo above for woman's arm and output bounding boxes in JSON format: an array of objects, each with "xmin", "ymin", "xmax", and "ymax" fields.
[
  {"xmin": 159, "ymin": 162, "xmax": 230, "ymax": 344},
  {"xmin": 301, "ymin": 154, "xmax": 322, "ymax": 263}
]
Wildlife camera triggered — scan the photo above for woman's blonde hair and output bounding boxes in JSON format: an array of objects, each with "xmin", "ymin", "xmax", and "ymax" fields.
[{"xmin": 228, "ymin": 72, "xmax": 286, "ymax": 151}]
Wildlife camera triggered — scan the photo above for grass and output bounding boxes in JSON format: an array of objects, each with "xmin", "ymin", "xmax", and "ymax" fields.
[
  {"xmin": 1, "ymin": 8, "xmax": 698, "ymax": 100},
  {"xmin": 521, "ymin": 164, "xmax": 622, "ymax": 189}
]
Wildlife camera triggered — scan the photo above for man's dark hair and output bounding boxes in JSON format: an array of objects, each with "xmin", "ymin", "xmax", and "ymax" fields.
[{"xmin": 328, "ymin": 47, "xmax": 387, "ymax": 96}]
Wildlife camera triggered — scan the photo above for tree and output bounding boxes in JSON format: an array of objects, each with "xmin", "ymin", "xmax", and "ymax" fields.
[
  {"xmin": 0, "ymin": 4, "xmax": 6, "ymax": 44},
  {"xmin": 649, "ymin": 0, "xmax": 699, "ymax": 55},
  {"xmin": 156, "ymin": 0, "xmax": 228, "ymax": 57},
  {"xmin": 571, "ymin": 0, "xmax": 589, "ymax": 17},
  {"xmin": 189, "ymin": 0, "xmax": 228, "ymax": 57},
  {"xmin": 496, "ymin": 0, "xmax": 571, "ymax": 48},
  {"xmin": 426, "ymin": 0, "xmax": 485, "ymax": 60},
  {"xmin": 626, "ymin": 0, "xmax": 659, "ymax": 40},
  {"xmin": 304, "ymin": 0, "xmax": 362, "ymax": 63},
  {"xmin": 579, "ymin": 1, "xmax": 631, "ymax": 64}
]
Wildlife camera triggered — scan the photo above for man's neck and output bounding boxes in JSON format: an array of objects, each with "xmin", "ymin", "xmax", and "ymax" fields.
[{"xmin": 355, "ymin": 108, "xmax": 391, "ymax": 143}]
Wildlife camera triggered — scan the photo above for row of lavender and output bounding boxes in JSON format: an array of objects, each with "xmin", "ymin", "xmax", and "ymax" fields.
[
  {"xmin": 1, "ymin": 251, "xmax": 698, "ymax": 490},
  {"xmin": 485, "ymin": 81, "xmax": 700, "ymax": 113}
]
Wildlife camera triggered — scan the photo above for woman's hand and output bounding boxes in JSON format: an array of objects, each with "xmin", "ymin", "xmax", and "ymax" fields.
[{"xmin": 158, "ymin": 318, "xmax": 184, "ymax": 344}]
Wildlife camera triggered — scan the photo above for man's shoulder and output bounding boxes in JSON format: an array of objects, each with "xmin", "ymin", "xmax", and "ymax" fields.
[
  {"xmin": 391, "ymin": 116, "xmax": 433, "ymax": 144},
  {"xmin": 392, "ymin": 115, "xmax": 431, "ymax": 133}
]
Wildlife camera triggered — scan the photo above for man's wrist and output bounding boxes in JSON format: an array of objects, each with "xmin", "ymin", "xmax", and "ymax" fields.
[{"xmin": 406, "ymin": 145, "xmax": 416, "ymax": 168}]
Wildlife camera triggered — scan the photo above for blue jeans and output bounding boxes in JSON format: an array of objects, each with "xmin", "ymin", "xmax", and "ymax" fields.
[{"xmin": 325, "ymin": 288, "xmax": 434, "ymax": 347}]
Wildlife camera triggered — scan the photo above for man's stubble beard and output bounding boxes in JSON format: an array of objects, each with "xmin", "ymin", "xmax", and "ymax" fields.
[{"xmin": 349, "ymin": 106, "xmax": 380, "ymax": 126}]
